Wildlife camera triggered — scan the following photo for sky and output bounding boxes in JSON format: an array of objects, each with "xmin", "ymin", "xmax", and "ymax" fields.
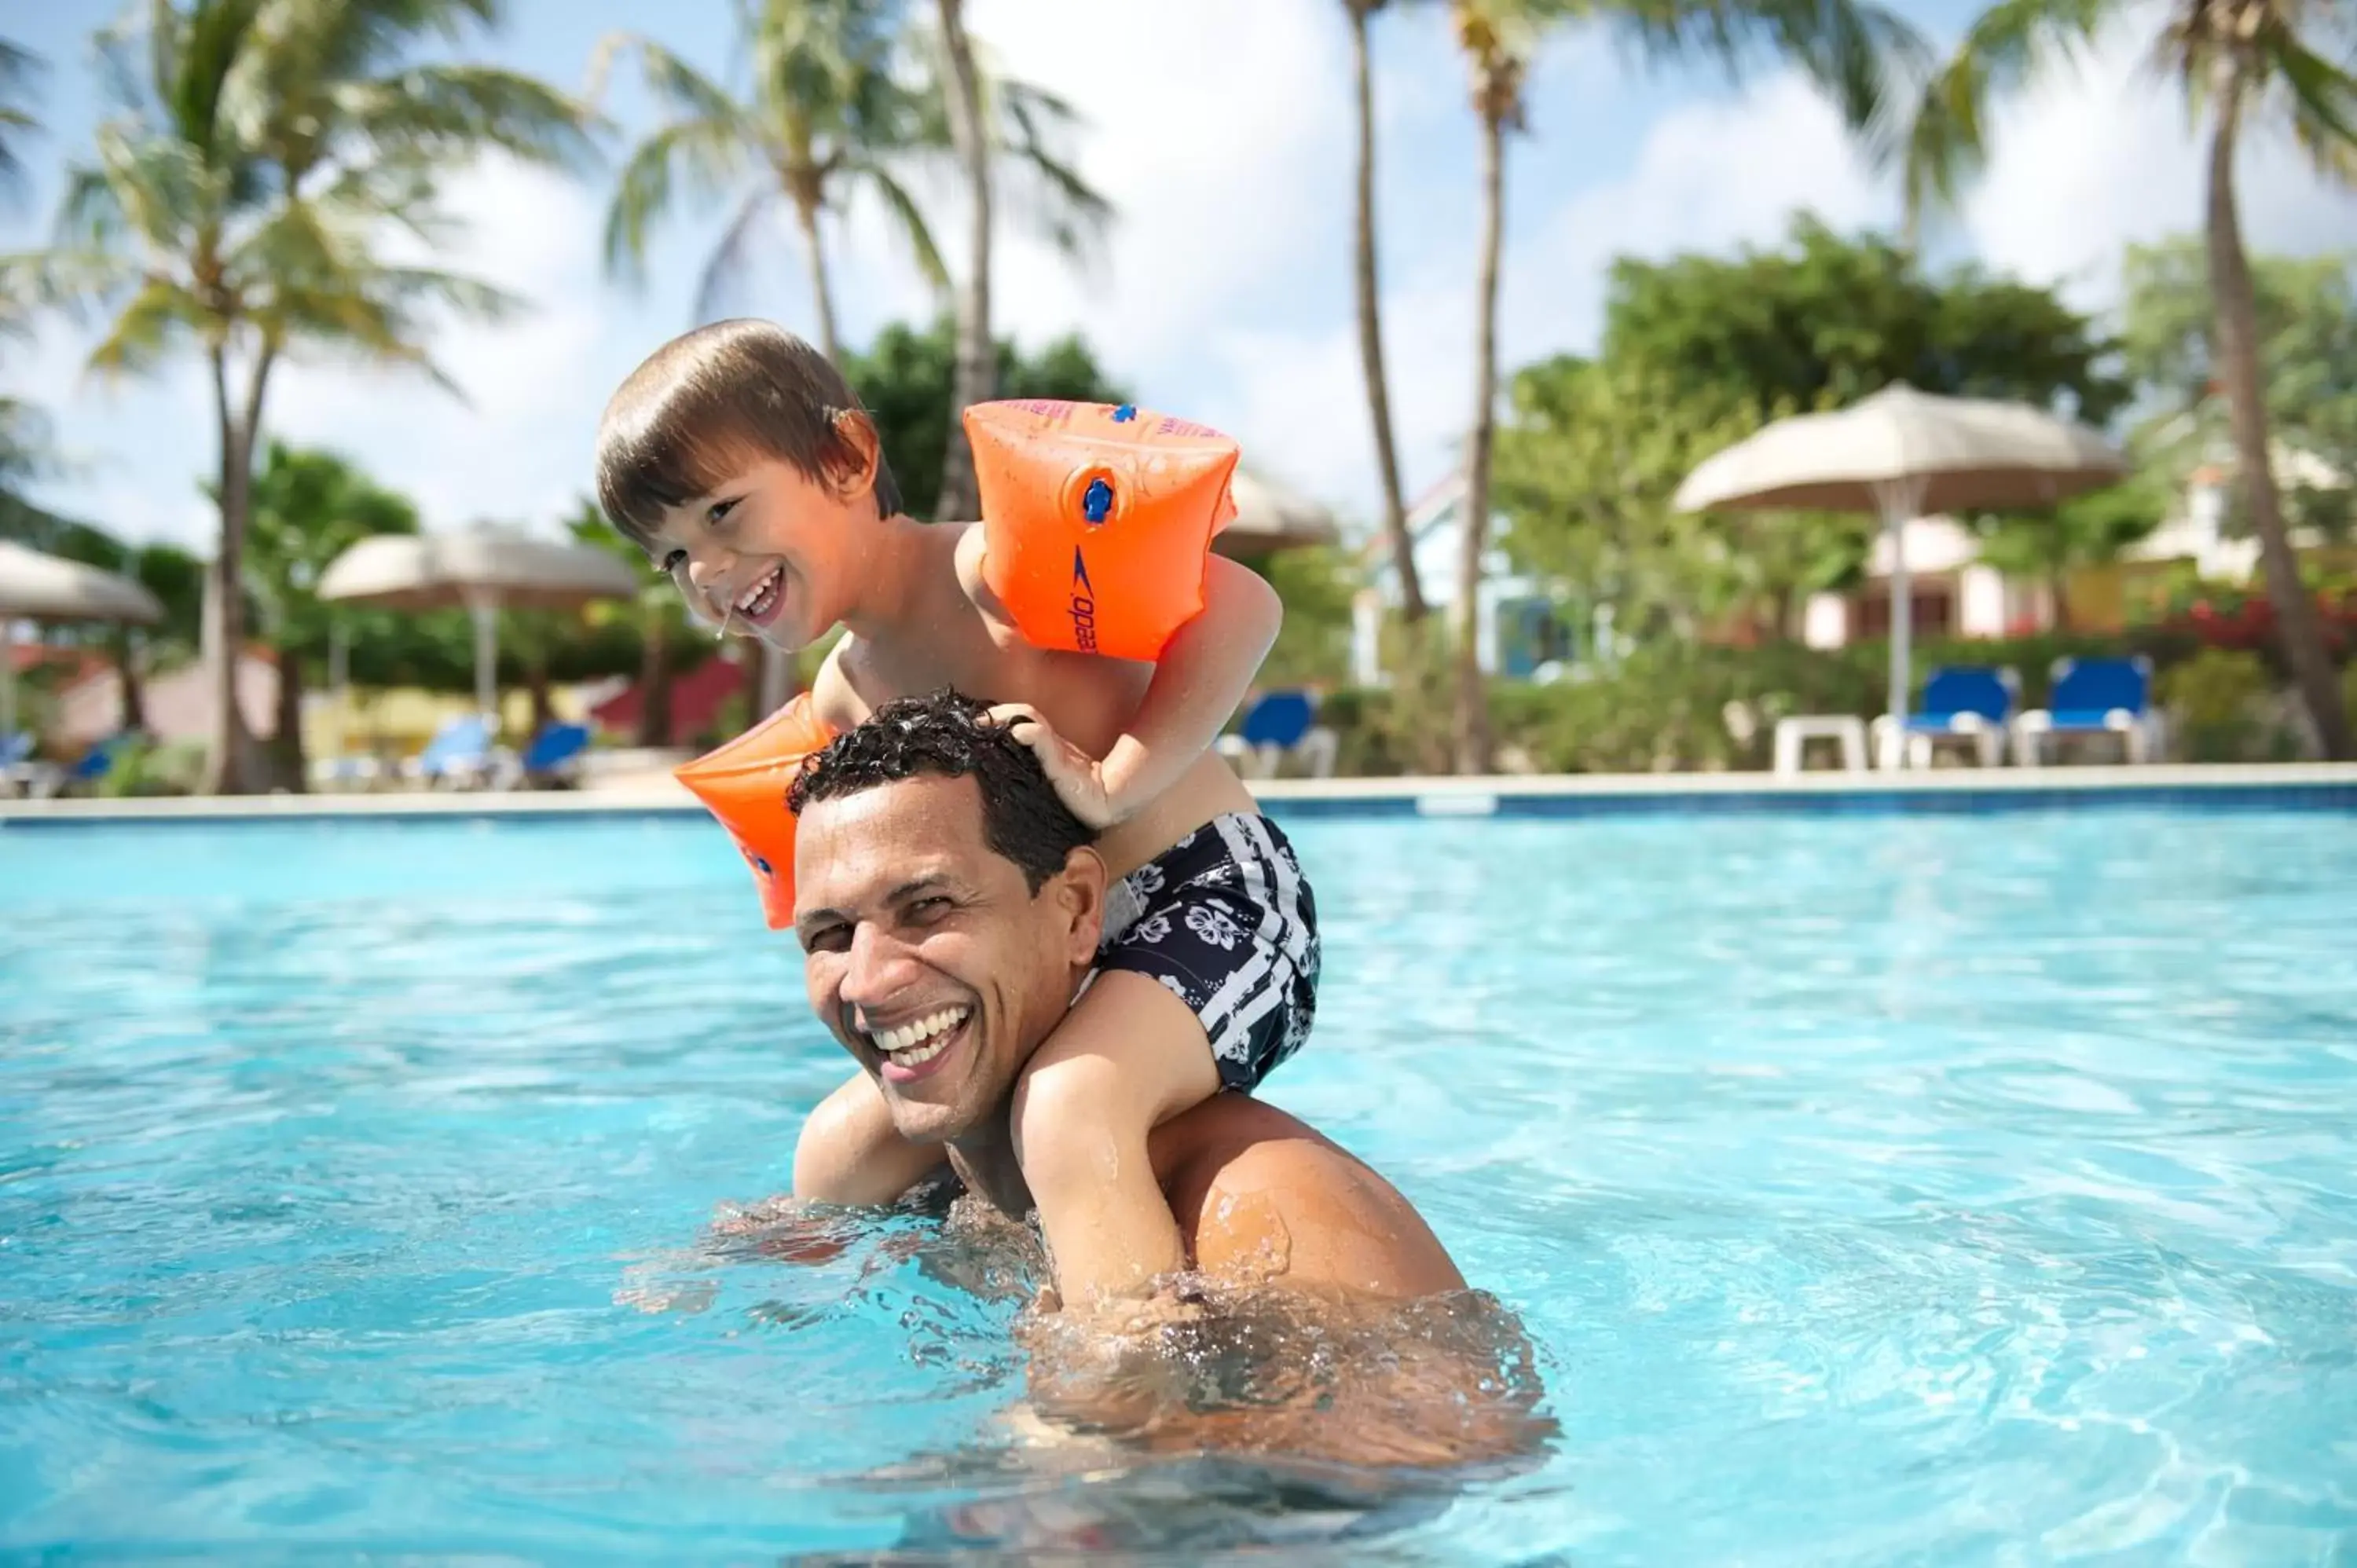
[{"xmin": 2, "ymin": 0, "xmax": 2353, "ymax": 555}]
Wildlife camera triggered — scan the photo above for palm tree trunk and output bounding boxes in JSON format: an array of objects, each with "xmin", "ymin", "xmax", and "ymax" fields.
[
  {"xmin": 272, "ymin": 641, "xmax": 307, "ymax": 792},
  {"xmin": 935, "ymin": 0, "xmax": 992, "ymax": 524},
  {"xmin": 526, "ymin": 657, "xmax": 554, "ymax": 737},
  {"xmin": 791, "ymin": 193, "xmax": 844, "ymax": 368},
  {"xmin": 1349, "ymin": 0, "xmax": 1426, "ymax": 624},
  {"xmin": 636, "ymin": 606, "xmax": 673, "ymax": 747},
  {"xmin": 113, "ymin": 631, "xmax": 146, "ymax": 732},
  {"xmin": 2048, "ymin": 567, "xmax": 2073, "ymax": 633},
  {"xmin": 201, "ymin": 343, "xmax": 267, "ymax": 795},
  {"xmin": 2204, "ymin": 63, "xmax": 2350, "ymax": 760},
  {"xmin": 1453, "ymin": 103, "xmax": 1505, "ymax": 775}
]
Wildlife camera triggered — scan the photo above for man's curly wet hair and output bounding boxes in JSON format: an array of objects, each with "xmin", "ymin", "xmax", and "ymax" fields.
[{"xmin": 786, "ymin": 689, "xmax": 1096, "ymax": 892}]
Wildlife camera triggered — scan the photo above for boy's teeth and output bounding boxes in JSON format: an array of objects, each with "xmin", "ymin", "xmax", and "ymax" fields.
[
  {"xmin": 877, "ymin": 1006, "xmax": 970, "ymax": 1064},
  {"xmin": 735, "ymin": 566, "xmax": 781, "ymax": 614}
]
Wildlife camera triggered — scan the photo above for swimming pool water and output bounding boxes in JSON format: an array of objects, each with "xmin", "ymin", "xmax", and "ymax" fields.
[{"xmin": 4, "ymin": 808, "xmax": 2355, "ymax": 1562}]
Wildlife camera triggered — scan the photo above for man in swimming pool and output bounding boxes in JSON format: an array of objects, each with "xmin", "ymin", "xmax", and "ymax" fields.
[{"xmin": 782, "ymin": 687, "xmax": 1467, "ymax": 1309}]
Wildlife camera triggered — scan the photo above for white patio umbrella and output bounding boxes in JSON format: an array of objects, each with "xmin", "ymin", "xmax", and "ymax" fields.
[
  {"xmin": 1217, "ymin": 470, "xmax": 1341, "ymax": 558},
  {"xmin": 315, "ymin": 526, "xmax": 640, "ymax": 727},
  {"xmin": 0, "ymin": 539, "xmax": 165, "ymax": 742},
  {"xmin": 1673, "ymin": 384, "xmax": 2126, "ymax": 742}
]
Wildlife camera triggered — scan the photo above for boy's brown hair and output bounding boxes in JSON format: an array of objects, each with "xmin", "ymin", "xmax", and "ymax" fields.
[{"xmin": 595, "ymin": 318, "xmax": 904, "ymax": 552}]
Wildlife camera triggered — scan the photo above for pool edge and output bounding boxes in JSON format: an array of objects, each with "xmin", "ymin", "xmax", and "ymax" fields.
[{"xmin": 5, "ymin": 761, "xmax": 2355, "ymax": 827}]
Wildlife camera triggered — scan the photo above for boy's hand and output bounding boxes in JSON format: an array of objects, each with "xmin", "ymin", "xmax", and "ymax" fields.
[{"xmin": 984, "ymin": 702, "xmax": 1121, "ymax": 828}]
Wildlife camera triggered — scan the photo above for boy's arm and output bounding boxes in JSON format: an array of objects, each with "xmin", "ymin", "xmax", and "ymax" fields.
[
  {"xmin": 986, "ymin": 553, "xmax": 1283, "ymax": 826},
  {"xmin": 794, "ymin": 1071, "xmax": 948, "ymax": 1204},
  {"xmin": 806, "ymin": 637, "xmax": 870, "ymax": 734}
]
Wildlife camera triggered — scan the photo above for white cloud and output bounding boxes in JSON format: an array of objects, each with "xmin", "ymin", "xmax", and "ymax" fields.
[
  {"xmin": 1964, "ymin": 1, "xmax": 2357, "ymax": 303},
  {"xmin": 957, "ymin": 0, "xmax": 1354, "ymax": 372}
]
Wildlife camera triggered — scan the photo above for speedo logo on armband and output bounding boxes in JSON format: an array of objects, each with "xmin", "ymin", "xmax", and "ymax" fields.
[{"xmin": 1068, "ymin": 547, "xmax": 1098, "ymax": 652}]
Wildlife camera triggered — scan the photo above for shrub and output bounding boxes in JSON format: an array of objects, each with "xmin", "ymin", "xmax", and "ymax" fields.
[{"xmin": 2159, "ymin": 648, "xmax": 2271, "ymax": 762}]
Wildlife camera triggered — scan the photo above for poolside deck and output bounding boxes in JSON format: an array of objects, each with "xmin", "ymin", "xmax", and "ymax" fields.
[{"xmin": 5, "ymin": 762, "xmax": 2355, "ymax": 825}]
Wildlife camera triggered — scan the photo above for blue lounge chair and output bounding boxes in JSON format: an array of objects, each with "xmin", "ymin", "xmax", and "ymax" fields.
[
  {"xmin": 1, "ymin": 731, "xmax": 43, "ymax": 797},
  {"xmin": 1215, "ymin": 690, "xmax": 1336, "ymax": 779},
  {"xmin": 504, "ymin": 720, "xmax": 590, "ymax": 789},
  {"xmin": 1872, "ymin": 665, "xmax": 2018, "ymax": 768},
  {"xmin": 2014, "ymin": 656, "xmax": 2157, "ymax": 765},
  {"xmin": 405, "ymin": 714, "xmax": 497, "ymax": 789},
  {"xmin": 7, "ymin": 731, "xmax": 133, "ymax": 799}
]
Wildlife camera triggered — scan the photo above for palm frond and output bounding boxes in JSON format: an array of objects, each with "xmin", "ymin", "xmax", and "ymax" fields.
[
  {"xmin": 0, "ymin": 247, "xmax": 144, "ymax": 320},
  {"xmin": 694, "ymin": 187, "xmax": 779, "ymax": 323},
  {"xmin": 609, "ymin": 32, "xmax": 748, "ymax": 129},
  {"xmin": 0, "ymin": 38, "xmax": 42, "ymax": 203},
  {"xmin": 988, "ymin": 79, "xmax": 1114, "ymax": 262},
  {"xmin": 328, "ymin": 63, "xmax": 600, "ymax": 176},
  {"xmin": 860, "ymin": 161, "xmax": 950, "ymax": 292},
  {"xmin": 2268, "ymin": 30, "xmax": 2357, "ymax": 186},
  {"xmin": 1876, "ymin": 0, "xmax": 2115, "ymax": 233},
  {"xmin": 84, "ymin": 277, "xmax": 211, "ymax": 378},
  {"xmin": 603, "ymin": 113, "xmax": 757, "ymax": 284}
]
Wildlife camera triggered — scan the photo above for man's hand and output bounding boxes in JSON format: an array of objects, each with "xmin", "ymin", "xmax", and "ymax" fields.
[{"xmin": 984, "ymin": 702, "xmax": 1123, "ymax": 828}]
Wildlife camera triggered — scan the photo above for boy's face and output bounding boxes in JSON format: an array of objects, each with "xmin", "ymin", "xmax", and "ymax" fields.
[{"xmin": 640, "ymin": 445, "xmax": 874, "ymax": 652}]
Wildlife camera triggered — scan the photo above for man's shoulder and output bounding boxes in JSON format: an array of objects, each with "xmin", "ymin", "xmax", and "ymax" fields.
[{"xmin": 1152, "ymin": 1097, "xmax": 1465, "ymax": 1301}]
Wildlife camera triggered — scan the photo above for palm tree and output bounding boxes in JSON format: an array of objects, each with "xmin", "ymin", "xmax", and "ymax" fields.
[
  {"xmin": 1895, "ymin": 0, "xmax": 2357, "ymax": 759},
  {"xmin": 598, "ymin": 0, "xmax": 947, "ymax": 368},
  {"xmin": 922, "ymin": 2, "xmax": 1112, "ymax": 522},
  {"xmin": 597, "ymin": 0, "xmax": 1105, "ymax": 499},
  {"xmin": 1894, "ymin": 0, "xmax": 2355, "ymax": 758},
  {"xmin": 1343, "ymin": 0, "xmax": 1431, "ymax": 625},
  {"xmin": 1446, "ymin": 0, "xmax": 1919, "ymax": 772},
  {"xmin": 932, "ymin": 0, "xmax": 991, "ymax": 523},
  {"xmin": 5, "ymin": 1, "xmax": 592, "ymax": 793}
]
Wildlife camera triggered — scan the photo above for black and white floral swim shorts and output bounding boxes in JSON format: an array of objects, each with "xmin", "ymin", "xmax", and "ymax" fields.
[{"xmin": 1091, "ymin": 812, "xmax": 1321, "ymax": 1094}]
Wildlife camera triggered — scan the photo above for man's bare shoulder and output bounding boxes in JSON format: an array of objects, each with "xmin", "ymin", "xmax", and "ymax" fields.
[{"xmin": 1150, "ymin": 1097, "xmax": 1466, "ymax": 1302}]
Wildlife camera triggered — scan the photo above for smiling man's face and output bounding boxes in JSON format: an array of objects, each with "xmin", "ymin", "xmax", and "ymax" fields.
[{"xmin": 792, "ymin": 773, "xmax": 1105, "ymax": 1145}]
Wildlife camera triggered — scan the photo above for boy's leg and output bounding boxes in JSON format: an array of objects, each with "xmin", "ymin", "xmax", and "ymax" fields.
[
  {"xmin": 794, "ymin": 1068, "xmax": 949, "ymax": 1205},
  {"xmin": 1010, "ymin": 970, "xmax": 1221, "ymax": 1306}
]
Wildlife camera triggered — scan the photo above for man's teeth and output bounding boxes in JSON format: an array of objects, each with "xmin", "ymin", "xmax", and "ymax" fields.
[
  {"xmin": 735, "ymin": 566, "xmax": 782, "ymax": 615},
  {"xmin": 876, "ymin": 1006, "xmax": 970, "ymax": 1066}
]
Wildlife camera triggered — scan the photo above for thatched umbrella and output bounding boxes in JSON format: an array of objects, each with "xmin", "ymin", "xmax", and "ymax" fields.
[
  {"xmin": 1, "ymin": 539, "xmax": 163, "ymax": 742},
  {"xmin": 1674, "ymin": 384, "xmax": 2125, "ymax": 738}
]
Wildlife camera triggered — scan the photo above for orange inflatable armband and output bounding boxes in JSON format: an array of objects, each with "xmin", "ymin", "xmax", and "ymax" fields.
[
  {"xmin": 673, "ymin": 690, "xmax": 838, "ymax": 930},
  {"xmin": 965, "ymin": 400, "xmax": 1241, "ymax": 662}
]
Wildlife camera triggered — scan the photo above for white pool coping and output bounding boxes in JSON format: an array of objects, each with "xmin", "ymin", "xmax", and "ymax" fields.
[{"xmin": 3, "ymin": 762, "xmax": 2354, "ymax": 825}]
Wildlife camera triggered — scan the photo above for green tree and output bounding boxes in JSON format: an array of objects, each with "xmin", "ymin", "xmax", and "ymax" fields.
[
  {"xmin": 1342, "ymin": 0, "xmax": 1428, "ymax": 623},
  {"xmin": 1255, "ymin": 544, "xmax": 1364, "ymax": 689},
  {"xmin": 1446, "ymin": 0, "xmax": 1923, "ymax": 771},
  {"xmin": 1498, "ymin": 219, "xmax": 2130, "ymax": 643},
  {"xmin": 1901, "ymin": 0, "xmax": 2357, "ymax": 756},
  {"xmin": 6, "ymin": 0, "xmax": 592, "ymax": 793},
  {"xmin": 2121, "ymin": 238, "xmax": 2357, "ymax": 544},
  {"xmin": 1603, "ymin": 216, "xmax": 2128, "ymax": 423},
  {"xmin": 240, "ymin": 441, "xmax": 420, "ymax": 788},
  {"xmin": 839, "ymin": 314, "xmax": 1127, "ymax": 521},
  {"xmin": 1974, "ymin": 465, "xmax": 2172, "ymax": 629}
]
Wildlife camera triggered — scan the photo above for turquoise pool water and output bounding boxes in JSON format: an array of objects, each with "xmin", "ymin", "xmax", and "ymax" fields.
[{"xmin": 4, "ymin": 808, "xmax": 2355, "ymax": 1562}]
